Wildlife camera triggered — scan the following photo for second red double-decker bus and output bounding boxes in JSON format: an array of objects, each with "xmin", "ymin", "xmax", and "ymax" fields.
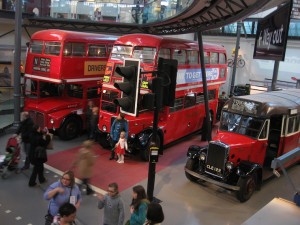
[
  {"xmin": 98, "ymin": 34, "xmax": 227, "ymax": 160},
  {"xmin": 24, "ymin": 29, "xmax": 117, "ymax": 140}
]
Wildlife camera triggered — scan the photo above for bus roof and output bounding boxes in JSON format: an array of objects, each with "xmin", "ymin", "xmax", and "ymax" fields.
[
  {"xmin": 114, "ymin": 33, "xmax": 226, "ymax": 51},
  {"xmin": 225, "ymin": 89, "xmax": 300, "ymax": 117},
  {"xmin": 31, "ymin": 29, "xmax": 118, "ymax": 42}
]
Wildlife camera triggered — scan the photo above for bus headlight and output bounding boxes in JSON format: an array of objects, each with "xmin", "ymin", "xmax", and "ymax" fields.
[
  {"xmin": 131, "ymin": 134, "xmax": 135, "ymax": 139},
  {"xmin": 200, "ymin": 153, "xmax": 206, "ymax": 161},
  {"xmin": 226, "ymin": 161, "xmax": 234, "ymax": 171},
  {"xmin": 50, "ymin": 119, "xmax": 54, "ymax": 124},
  {"xmin": 102, "ymin": 125, "xmax": 107, "ymax": 132}
]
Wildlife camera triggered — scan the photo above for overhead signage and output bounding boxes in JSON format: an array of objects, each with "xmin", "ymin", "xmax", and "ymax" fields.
[
  {"xmin": 253, "ymin": 0, "xmax": 293, "ymax": 61},
  {"xmin": 291, "ymin": 0, "xmax": 300, "ymax": 19}
]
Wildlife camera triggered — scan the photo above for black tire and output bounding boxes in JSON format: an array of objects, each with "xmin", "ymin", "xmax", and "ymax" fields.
[
  {"xmin": 58, "ymin": 117, "xmax": 80, "ymax": 140},
  {"xmin": 236, "ymin": 174, "xmax": 256, "ymax": 202},
  {"xmin": 227, "ymin": 59, "xmax": 233, "ymax": 67},
  {"xmin": 140, "ymin": 134, "xmax": 161, "ymax": 161},
  {"xmin": 237, "ymin": 59, "xmax": 245, "ymax": 68},
  {"xmin": 185, "ymin": 158, "xmax": 199, "ymax": 182},
  {"xmin": 98, "ymin": 133, "xmax": 111, "ymax": 149}
]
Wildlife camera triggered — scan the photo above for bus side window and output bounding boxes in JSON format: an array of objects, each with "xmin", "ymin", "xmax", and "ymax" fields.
[
  {"xmin": 219, "ymin": 53, "xmax": 226, "ymax": 64},
  {"xmin": 45, "ymin": 42, "xmax": 61, "ymax": 56},
  {"xmin": 259, "ymin": 120, "xmax": 269, "ymax": 140},
  {"xmin": 208, "ymin": 90, "xmax": 216, "ymax": 100},
  {"xmin": 187, "ymin": 50, "xmax": 199, "ymax": 65},
  {"xmin": 169, "ymin": 97, "xmax": 183, "ymax": 112},
  {"xmin": 287, "ymin": 115, "xmax": 299, "ymax": 134},
  {"xmin": 72, "ymin": 43, "xmax": 86, "ymax": 56},
  {"xmin": 184, "ymin": 93, "xmax": 196, "ymax": 108},
  {"xmin": 87, "ymin": 87, "xmax": 100, "ymax": 99},
  {"xmin": 210, "ymin": 52, "xmax": 218, "ymax": 64},
  {"xmin": 196, "ymin": 93, "xmax": 204, "ymax": 104},
  {"xmin": 63, "ymin": 43, "xmax": 72, "ymax": 56},
  {"xmin": 204, "ymin": 52, "xmax": 209, "ymax": 64},
  {"xmin": 173, "ymin": 49, "xmax": 186, "ymax": 65},
  {"xmin": 88, "ymin": 44, "xmax": 106, "ymax": 57},
  {"xmin": 67, "ymin": 84, "xmax": 83, "ymax": 98},
  {"xmin": 158, "ymin": 48, "xmax": 170, "ymax": 60}
]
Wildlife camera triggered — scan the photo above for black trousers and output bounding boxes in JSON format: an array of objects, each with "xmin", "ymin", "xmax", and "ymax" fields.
[{"xmin": 29, "ymin": 162, "xmax": 46, "ymax": 186}]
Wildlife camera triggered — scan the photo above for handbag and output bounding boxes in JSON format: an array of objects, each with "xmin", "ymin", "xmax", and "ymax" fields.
[
  {"xmin": 46, "ymin": 133, "xmax": 54, "ymax": 150},
  {"xmin": 44, "ymin": 213, "xmax": 53, "ymax": 225}
]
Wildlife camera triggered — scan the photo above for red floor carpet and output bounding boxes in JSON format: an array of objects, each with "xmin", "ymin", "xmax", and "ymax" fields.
[{"xmin": 47, "ymin": 134, "xmax": 206, "ymax": 192}]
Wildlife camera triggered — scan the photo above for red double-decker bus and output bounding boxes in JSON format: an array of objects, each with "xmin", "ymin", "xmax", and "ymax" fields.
[
  {"xmin": 98, "ymin": 34, "xmax": 227, "ymax": 160},
  {"xmin": 24, "ymin": 29, "xmax": 117, "ymax": 140}
]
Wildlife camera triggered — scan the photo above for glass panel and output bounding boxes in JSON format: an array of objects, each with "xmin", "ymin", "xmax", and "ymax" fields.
[
  {"xmin": 111, "ymin": 45, "xmax": 133, "ymax": 60},
  {"xmin": 87, "ymin": 87, "xmax": 100, "ymax": 99},
  {"xmin": 63, "ymin": 43, "xmax": 72, "ymax": 56},
  {"xmin": 88, "ymin": 44, "xmax": 107, "ymax": 57},
  {"xmin": 39, "ymin": 82, "xmax": 62, "ymax": 98},
  {"xmin": 196, "ymin": 93, "xmax": 204, "ymax": 104},
  {"xmin": 187, "ymin": 50, "xmax": 198, "ymax": 65},
  {"xmin": 24, "ymin": 78, "xmax": 38, "ymax": 98},
  {"xmin": 66, "ymin": 84, "xmax": 83, "ymax": 98},
  {"xmin": 44, "ymin": 42, "xmax": 61, "ymax": 56},
  {"xmin": 173, "ymin": 49, "xmax": 186, "ymax": 65},
  {"xmin": 170, "ymin": 97, "xmax": 183, "ymax": 112},
  {"xmin": 101, "ymin": 90, "xmax": 119, "ymax": 113},
  {"xmin": 210, "ymin": 52, "xmax": 218, "ymax": 64},
  {"xmin": 158, "ymin": 48, "xmax": 171, "ymax": 59},
  {"xmin": 219, "ymin": 53, "xmax": 226, "ymax": 64},
  {"xmin": 184, "ymin": 93, "xmax": 196, "ymax": 108},
  {"xmin": 204, "ymin": 52, "xmax": 209, "ymax": 64},
  {"xmin": 132, "ymin": 46, "xmax": 156, "ymax": 64},
  {"xmin": 30, "ymin": 41, "xmax": 43, "ymax": 54},
  {"xmin": 72, "ymin": 43, "xmax": 86, "ymax": 56}
]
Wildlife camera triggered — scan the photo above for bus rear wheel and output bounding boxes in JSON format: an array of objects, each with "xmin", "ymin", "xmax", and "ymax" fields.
[{"xmin": 59, "ymin": 117, "xmax": 80, "ymax": 140}]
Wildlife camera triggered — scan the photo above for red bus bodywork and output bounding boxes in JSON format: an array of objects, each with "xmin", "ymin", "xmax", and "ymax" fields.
[
  {"xmin": 98, "ymin": 34, "xmax": 227, "ymax": 160},
  {"xmin": 24, "ymin": 29, "xmax": 117, "ymax": 140},
  {"xmin": 185, "ymin": 89, "xmax": 300, "ymax": 202}
]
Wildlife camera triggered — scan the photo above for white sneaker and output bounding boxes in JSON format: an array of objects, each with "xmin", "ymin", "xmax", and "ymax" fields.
[{"xmin": 119, "ymin": 160, "xmax": 124, "ymax": 164}]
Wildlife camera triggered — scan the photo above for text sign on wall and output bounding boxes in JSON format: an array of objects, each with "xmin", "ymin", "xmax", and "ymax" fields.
[
  {"xmin": 253, "ymin": 0, "xmax": 293, "ymax": 61},
  {"xmin": 291, "ymin": 0, "xmax": 300, "ymax": 19}
]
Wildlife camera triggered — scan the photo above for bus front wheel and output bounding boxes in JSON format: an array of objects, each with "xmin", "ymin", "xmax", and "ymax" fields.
[
  {"xmin": 59, "ymin": 117, "xmax": 80, "ymax": 140},
  {"xmin": 236, "ymin": 174, "xmax": 256, "ymax": 202}
]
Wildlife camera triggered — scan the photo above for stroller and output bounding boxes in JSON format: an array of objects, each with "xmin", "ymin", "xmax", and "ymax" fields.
[{"xmin": 0, "ymin": 135, "xmax": 21, "ymax": 179}]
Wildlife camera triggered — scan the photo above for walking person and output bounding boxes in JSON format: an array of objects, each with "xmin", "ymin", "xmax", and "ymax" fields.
[
  {"xmin": 86, "ymin": 100, "xmax": 94, "ymax": 139},
  {"xmin": 16, "ymin": 111, "xmax": 34, "ymax": 170},
  {"xmin": 109, "ymin": 113, "xmax": 128, "ymax": 160},
  {"xmin": 97, "ymin": 182, "xmax": 125, "ymax": 225},
  {"xmin": 51, "ymin": 203, "xmax": 77, "ymax": 225},
  {"xmin": 129, "ymin": 185, "xmax": 149, "ymax": 225},
  {"xmin": 143, "ymin": 202, "xmax": 164, "ymax": 225},
  {"xmin": 115, "ymin": 131, "xmax": 128, "ymax": 164},
  {"xmin": 89, "ymin": 107, "xmax": 99, "ymax": 141},
  {"xmin": 28, "ymin": 125, "xmax": 51, "ymax": 187},
  {"xmin": 44, "ymin": 170, "xmax": 81, "ymax": 225},
  {"xmin": 72, "ymin": 140, "xmax": 96, "ymax": 195}
]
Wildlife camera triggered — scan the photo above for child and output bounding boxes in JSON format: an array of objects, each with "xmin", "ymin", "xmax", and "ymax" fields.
[
  {"xmin": 115, "ymin": 131, "xmax": 128, "ymax": 163},
  {"xmin": 1, "ymin": 147, "xmax": 15, "ymax": 166}
]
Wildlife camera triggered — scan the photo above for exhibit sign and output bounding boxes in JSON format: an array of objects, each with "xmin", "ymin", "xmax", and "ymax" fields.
[{"xmin": 253, "ymin": 0, "xmax": 293, "ymax": 61}]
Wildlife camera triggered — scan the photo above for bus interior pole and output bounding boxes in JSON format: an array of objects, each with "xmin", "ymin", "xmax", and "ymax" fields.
[
  {"xmin": 230, "ymin": 21, "xmax": 242, "ymax": 97},
  {"xmin": 13, "ymin": 0, "xmax": 22, "ymax": 128},
  {"xmin": 197, "ymin": 31, "xmax": 211, "ymax": 141},
  {"xmin": 271, "ymin": 61, "xmax": 280, "ymax": 91}
]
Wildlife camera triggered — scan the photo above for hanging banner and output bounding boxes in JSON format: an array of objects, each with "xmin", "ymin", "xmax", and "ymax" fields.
[{"xmin": 253, "ymin": 0, "xmax": 293, "ymax": 61}]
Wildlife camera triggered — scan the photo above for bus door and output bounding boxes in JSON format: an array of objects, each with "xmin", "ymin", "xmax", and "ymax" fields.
[{"xmin": 264, "ymin": 115, "xmax": 283, "ymax": 167}]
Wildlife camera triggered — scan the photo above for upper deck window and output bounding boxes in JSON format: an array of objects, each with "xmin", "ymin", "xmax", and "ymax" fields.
[
  {"xmin": 132, "ymin": 47, "xmax": 156, "ymax": 64},
  {"xmin": 173, "ymin": 49, "xmax": 186, "ymax": 65},
  {"xmin": 158, "ymin": 48, "xmax": 171, "ymax": 59},
  {"xmin": 88, "ymin": 44, "xmax": 107, "ymax": 57},
  {"xmin": 30, "ymin": 41, "xmax": 43, "ymax": 54},
  {"xmin": 204, "ymin": 52, "xmax": 209, "ymax": 64},
  {"xmin": 45, "ymin": 42, "xmax": 61, "ymax": 56},
  {"xmin": 111, "ymin": 45, "xmax": 132, "ymax": 60},
  {"xmin": 187, "ymin": 50, "xmax": 199, "ymax": 65},
  {"xmin": 63, "ymin": 43, "xmax": 86, "ymax": 57},
  {"xmin": 219, "ymin": 53, "xmax": 226, "ymax": 64},
  {"xmin": 210, "ymin": 52, "xmax": 218, "ymax": 64}
]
